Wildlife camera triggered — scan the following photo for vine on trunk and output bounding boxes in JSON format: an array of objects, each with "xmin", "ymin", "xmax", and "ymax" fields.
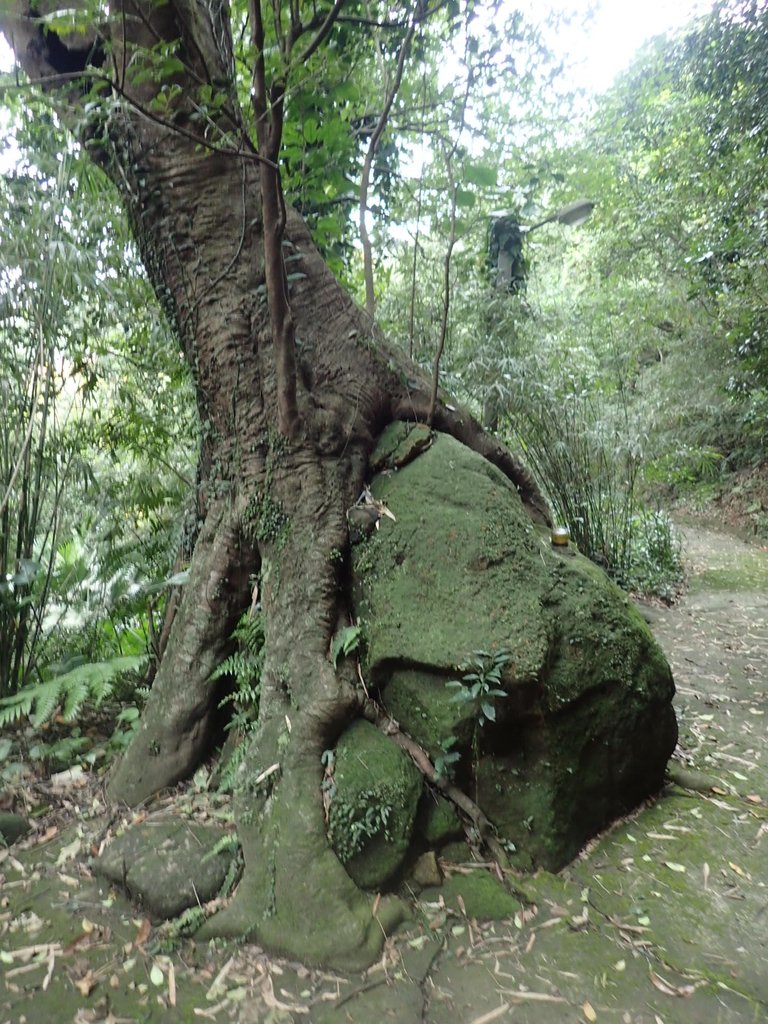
[{"xmin": 250, "ymin": 0, "xmax": 300, "ymax": 437}]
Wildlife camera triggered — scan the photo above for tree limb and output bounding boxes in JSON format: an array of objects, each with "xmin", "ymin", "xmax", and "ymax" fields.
[{"xmin": 299, "ymin": 0, "xmax": 346, "ymax": 62}]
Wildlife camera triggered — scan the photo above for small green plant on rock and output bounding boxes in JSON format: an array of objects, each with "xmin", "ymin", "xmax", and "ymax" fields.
[
  {"xmin": 446, "ymin": 650, "xmax": 510, "ymax": 725},
  {"xmin": 443, "ymin": 650, "xmax": 510, "ymax": 775},
  {"xmin": 330, "ymin": 624, "xmax": 362, "ymax": 669},
  {"xmin": 328, "ymin": 788, "xmax": 394, "ymax": 864},
  {"xmin": 433, "ymin": 735, "xmax": 462, "ymax": 781}
]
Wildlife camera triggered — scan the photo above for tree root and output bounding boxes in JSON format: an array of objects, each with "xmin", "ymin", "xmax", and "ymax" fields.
[{"xmin": 359, "ymin": 698, "xmax": 511, "ymax": 870}]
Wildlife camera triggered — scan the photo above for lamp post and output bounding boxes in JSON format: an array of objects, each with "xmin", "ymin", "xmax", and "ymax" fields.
[
  {"xmin": 483, "ymin": 198, "xmax": 595, "ymax": 429},
  {"xmin": 526, "ymin": 198, "xmax": 595, "ymax": 233},
  {"xmin": 488, "ymin": 198, "xmax": 595, "ymax": 293}
]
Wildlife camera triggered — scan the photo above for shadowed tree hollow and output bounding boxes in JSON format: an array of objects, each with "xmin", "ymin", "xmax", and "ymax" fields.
[{"xmin": 1, "ymin": 0, "xmax": 677, "ymax": 968}]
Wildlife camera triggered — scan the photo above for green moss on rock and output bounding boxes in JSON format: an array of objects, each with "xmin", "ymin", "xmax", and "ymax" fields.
[
  {"xmin": 93, "ymin": 820, "xmax": 235, "ymax": 919},
  {"xmin": 422, "ymin": 871, "xmax": 521, "ymax": 920},
  {"xmin": 329, "ymin": 720, "xmax": 423, "ymax": 890},
  {"xmin": 350, "ymin": 426, "xmax": 677, "ymax": 874},
  {"xmin": 381, "ymin": 668, "xmax": 476, "ymax": 760},
  {"xmin": 370, "ymin": 421, "xmax": 434, "ymax": 472},
  {"xmin": 352, "ymin": 432, "xmax": 551, "ymax": 677},
  {"xmin": 415, "ymin": 791, "xmax": 463, "ymax": 846}
]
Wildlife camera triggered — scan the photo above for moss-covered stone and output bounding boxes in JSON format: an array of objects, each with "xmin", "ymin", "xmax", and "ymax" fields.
[
  {"xmin": 415, "ymin": 791, "xmax": 463, "ymax": 846},
  {"xmin": 382, "ymin": 668, "xmax": 477, "ymax": 760},
  {"xmin": 351, "ymin": 426, "xmax": 677, "ymax": 874},
  {"xmin": 329, "ymin": 720, "xmax": 423, "ymax": 890},
  {"xmin": 0, "ymin": 812, "xmax": 30, "ymax": 846},
  {"xmin": 93, "ymin": 819, "xmax": 235, "ymax": 919},
  {"xmin": 353, "ymin": 432, "xmax": 550, "ymax": 676},
  {"xmin": 422, "ymin": 870, "xmax": 521, "ymax": 920},
  {"xmin": 370, "ymin": 420, "xmax": 434, "ymax": 472}
]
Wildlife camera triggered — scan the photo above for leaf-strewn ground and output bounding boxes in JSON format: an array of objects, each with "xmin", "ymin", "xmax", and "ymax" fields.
[{"xmin": 2, "ymin": 524, "xmax": 767, "ymax": 1023}]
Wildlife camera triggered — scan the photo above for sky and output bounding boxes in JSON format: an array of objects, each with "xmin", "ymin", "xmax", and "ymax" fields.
[
  {"xmin": 558, "ymin": 0, "xmax": 713, "ymax": 93},
  {"xmin": 0, "ymin": 0, "xmax": 713, "ymax": 91}
]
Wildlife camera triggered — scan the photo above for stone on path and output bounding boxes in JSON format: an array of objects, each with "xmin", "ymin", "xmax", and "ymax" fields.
[{"xmin": 92, "ymin": 818, "xmax": 234, "ymax": 919}]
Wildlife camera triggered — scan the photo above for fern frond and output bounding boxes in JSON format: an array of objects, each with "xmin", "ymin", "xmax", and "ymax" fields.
[
  {"xmin": 32, "ymin": 681, "xmax": 64, "ymax": 726},
  {"xmin": 0, "ymin": 691, "xmax": 36, "ymax": 728},
  {"xmin": 61, "ymin": 679, "xmax": 89, "ymax": 721},
  {"xmin": 233, "ymin": 614, "xmax": 265, "ymax": 652},
  {"xmin": 201, "ymin": 833, "xmax": 240, "ymax": 863},
  {"xmin": 216, "ymin": 740, "xmax": 248, "ymax": 794},
  {"xmin": 0, "ymin": 654, "xmax": 147, "ymax": 728}
]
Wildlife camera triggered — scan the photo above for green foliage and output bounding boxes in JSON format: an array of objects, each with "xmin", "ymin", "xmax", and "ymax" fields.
[
  {"xmin": 243, "ymin": 492, "xmax": 288, "ymax": 546},
  {"xmin": 210, "ymin": 611, "xmax": 264, "ymax": 714},
  {"xmin": 644, "ymin": 446, "xmax": 724, "ymax": 492},
  {"xmin": 446, "ymin": 650, "xmax": 510, "ymax": 726},
  {"xmin": 500, "ymin": 360, "xmax": 685, "ymax": 596},
  {"xmin": 107, "ymin": 703, "xmax": 143, "ymax": 754},
  {"xmin": 624, "ymin": 510, "xmax": 684, "ymax": 603},
  {"xmin": 0, "ymin": 655, "xmax": 147, "ymax": 728},
  {"xmin": 327, "ymin": 788, "xmax": 394, "ymax": 864},
  {"xmin": 0, "ymin": 96, "xmax": 195, "ymax": 697},
  {"xmin": 564, "ymin": 0, "xmax": 768, "ymax": 476},
  {"xmin": 330, "ymin": 624, "xmax": 362, "ymax": 669},
  {"xmin": 433, "ymin": 735, "xmax": 461, "ymax": 782},
  {"xmin": 210, "ymin": 610, "xmax": 265, "ymax": 794},
  {"xmin": 500, "ymin": 359, "xmax": 639, "ymax": 576}
]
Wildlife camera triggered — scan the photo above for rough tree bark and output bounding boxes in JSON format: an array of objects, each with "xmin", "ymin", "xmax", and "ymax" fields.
[{"xmin": 1, "ymin": 0, "xmax": 549, "ymax": 966}]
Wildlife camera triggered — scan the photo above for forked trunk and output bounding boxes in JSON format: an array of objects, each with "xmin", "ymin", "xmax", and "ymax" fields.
[{"xmin": 2, "ymin": 0, "xmax": 549, "ymax": 966}]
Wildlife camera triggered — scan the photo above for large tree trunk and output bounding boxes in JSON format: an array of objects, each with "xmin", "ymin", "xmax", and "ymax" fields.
[{"xmin": 2, "ymin": 0, "xmax": 548, "ymax": 967}]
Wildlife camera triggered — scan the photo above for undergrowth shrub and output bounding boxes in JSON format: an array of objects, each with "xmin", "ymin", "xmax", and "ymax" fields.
[
  {"xmin": 622, "ymin": 509, "xmax": 683, "ymax": 601},
  {"xmin": 501, "ymin": 363, "xmax": 683, "ymax": 597},
  {"xmin": 210, "ymin": 609, "xmax": 265, "ymax": 793},
  {"xmin": 0, "ymin": 654, "xmax": 147, "ymax": 729}
]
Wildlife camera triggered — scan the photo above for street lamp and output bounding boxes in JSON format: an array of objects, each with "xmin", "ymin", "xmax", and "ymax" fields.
[
  {"xmin": 526, "ymin": 198, "xmax": 595, "ymax": 233},
  {"xmin": 488, "ymin": 198, "xmax": 595, "ymax": 293},
  {"xmin": 482, "ymin": 198, "xmax": 596, "ymax": 429}
]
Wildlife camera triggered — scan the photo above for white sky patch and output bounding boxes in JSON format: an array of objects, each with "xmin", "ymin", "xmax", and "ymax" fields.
[
  {"xmin": 1, "ymin": 0, "xmax": 713, "ymax": 86},
  {"xmin": 0, "ymin": 34, "xmax": 12, "ymax": 73},
  {"xmin": 533, "ymin": 0, "xmax": 714, "ymax": 95}
]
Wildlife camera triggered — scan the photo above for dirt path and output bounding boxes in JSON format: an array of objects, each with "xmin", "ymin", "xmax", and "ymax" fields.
[{"xmin": 2, "ymin": 525, "xmax": 767, "ymax": 1023}]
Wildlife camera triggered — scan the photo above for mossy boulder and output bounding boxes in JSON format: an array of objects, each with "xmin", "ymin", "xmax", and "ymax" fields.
[
  {"xmin": 93, "ymin": 820, "xmax": 235, "ymax": 919},
  {"xmin": 328, "ymin": 719, "xmax": 423, "ymax": 890},
  {"xmin": 422, "ymin": 870, "xmax": 521, "ymax": 920},
  {"xmin": 347, "ymin": 423, "xmax": 677, "ymax": 875},
  {"xmin": 0, "ymin": 812, "xmax": 31, "ymax": 846}
]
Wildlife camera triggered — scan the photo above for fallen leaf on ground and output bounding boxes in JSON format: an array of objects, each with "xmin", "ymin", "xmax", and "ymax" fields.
[
  {"xmin": 649, "ymin": 970, "xmax": 697, "ymax": 997},
  {"xmin": 73, "ymin": 968, "xmax": 98, "ymax": 996},
  {"xmin": 134, "ymin": 918, "xmax": 151, "ymax": 950}
]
